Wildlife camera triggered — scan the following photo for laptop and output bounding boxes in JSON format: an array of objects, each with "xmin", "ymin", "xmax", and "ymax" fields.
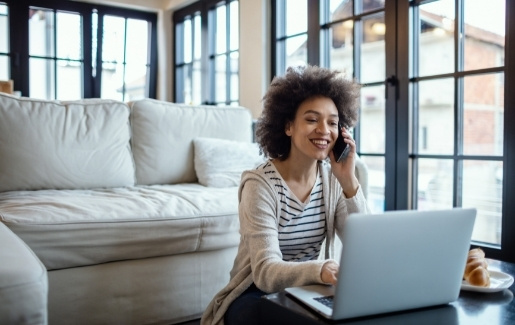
[{"xmin": 285, "ymin": 208, "xmax": 476, "ymax": 320}]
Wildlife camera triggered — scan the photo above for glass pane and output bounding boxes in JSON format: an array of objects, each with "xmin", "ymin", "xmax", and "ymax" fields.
[
  {"xmin": 182, "ymin": 18, "xmax": 192, "ymax": 63},
  {"xmin": 230, "ymin": 51, "xmax": 239, "ymax": 102},
  {"xmin": 215, "ymin": 54, "xmax": 226, "ymax": 103},
  {"xmin": 463, "ymin": 160, "xmax": 503, "ymax": 245},
  {"xmin": 285, "ymin": 0, "xmax": 307, "ymax": 35},
  {"xmin": 0, "ymin": 5, "xmax": 8, "ymax": 53},
  {"xmin": 464, "ymin": 0, "xmax": 505, "ymax": 71},
  {"xmin": 192, "ymin": 60, "xmax": 201, "ymax": 105},
  {"xmin": 230, "ymin": 72, "xmax": 238, "ymax": 102},
  {"xmin": 0, "ymin": 55, "xmax": 8, "ymax": 80},
  {"xmin": 285, "ymin": 34, "xmax": 308, "ymax": 68},
  {"xmin": 363, "ymin": 0, "xmax": 385, "ymax": 13},
  {"xmin": 229, "ymin": 1, "xmax": 239, "ymax": 51},
  {"xmin": 360, "ymin": 155, "xmax": 385, "ymax": 213},
  {"xmin": 102, "ymin": 16, "xmax": 125, "ymax": 64},
  {"xmin": 463, "ymin": 73, "xmax": 504, "ymax": 156},
  {"xmin": 328, "ymin": 20, "xmax": 353, "ymax": 75},
  {"xmin": 101, "ymin": 63, "xmax": 124, "ymax": 101},
  {"xmin": 194, "ymin": 14, "xmax": 201, "ymax": 60},
  {"xmin": 327, "ymin": 0, "xmax": 353, "ymax": 23},
  {"xmin": 418, "ymin": 0, "xmax": 454, "ymax": 77},
  {"xmin": 126, "ymin": 19, "xmax": 148, "ymax": 65},
  {"xmin": 56, "ymin": 12, "xmax": 82, "ymax": 60},
  {"xmin": 360, "ymin": 85, "xmax": 385, "ymax": 153},
  {"xmin": 92, "ymin": 11, "xmax": 98, "ymax": 77},
  {"xmin": 418, "ymin": 78, "xmax": 454, "ymax": 154},
  {"xmin": 417, "ymin": 158, "xmax": 453, "ymax": 210},
  {"xmin": 29, "ymin": 57, "xmax": 54, "ymax": 99},
  {"xmin": 124, "ymin": 64, "xmax": 147, "ymax": 101},
  {"xmin": 56, "ymin": 61, "xmax": 81, "ymax": 100},
  {"xmin": 179, "ymin": 64, "xmax": 190, "ymax": 104},
  {"xmin": 29, "ymin": 8, "xmax": 55, "ymax": 57},
  {"xmin": 361, "ymin": 14, "xmax": 385, "ymax": 83},
  {"xmin": 216, "ymin": 5, "xmax": 227, "ymax": 54}
]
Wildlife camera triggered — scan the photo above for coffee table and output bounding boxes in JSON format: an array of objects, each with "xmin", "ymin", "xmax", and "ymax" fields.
[{"xmin": 260, "ymin": 259, "xmax": 515, "ymax": 324}]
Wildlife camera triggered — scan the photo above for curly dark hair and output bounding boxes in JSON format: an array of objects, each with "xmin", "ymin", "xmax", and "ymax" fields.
[{"xmin": 255, "ymin": 65, "xmax": 361, "ymax": 160}]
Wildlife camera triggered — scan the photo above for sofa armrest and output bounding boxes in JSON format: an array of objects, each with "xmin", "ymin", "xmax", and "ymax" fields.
[{"xmin": 0, "ymin": 222, "xmax": 48, "ymax": 325}]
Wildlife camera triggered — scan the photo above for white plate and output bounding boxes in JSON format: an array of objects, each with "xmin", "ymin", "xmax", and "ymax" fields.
[{"xmin": 461, "ymin": 270, "xmax": 514, "ymax": 293}]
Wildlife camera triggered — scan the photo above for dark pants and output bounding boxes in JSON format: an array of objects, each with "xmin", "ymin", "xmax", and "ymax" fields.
[{"xmin": 224, "ymin": 283, "xmax": 266, "ymax": 325}]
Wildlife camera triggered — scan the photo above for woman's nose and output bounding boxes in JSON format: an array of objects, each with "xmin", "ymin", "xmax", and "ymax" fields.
[{"xmin": 316, "ymin": 123, "xmax": 330, "ymax": 134}]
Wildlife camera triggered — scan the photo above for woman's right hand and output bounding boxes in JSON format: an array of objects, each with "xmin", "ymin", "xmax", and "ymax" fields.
[{"xmin": 321, "ymin": 260, "xmax": 339, "ymax": 285}]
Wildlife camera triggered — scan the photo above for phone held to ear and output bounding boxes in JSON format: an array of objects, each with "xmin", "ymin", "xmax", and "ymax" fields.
[{"xmin": 332, "ymin": 127, "xmax": 350, "ymax": 163}]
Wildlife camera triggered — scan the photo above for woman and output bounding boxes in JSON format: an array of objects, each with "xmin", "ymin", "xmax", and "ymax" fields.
[{"xmin": 201, "ymin": 65, "xmax": 370, "ymax": 325}]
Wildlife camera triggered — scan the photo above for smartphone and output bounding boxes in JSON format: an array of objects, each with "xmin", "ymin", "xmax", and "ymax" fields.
[{"xmin": 332, "ymin": 126, "xmax": 350, "ymax": 162}]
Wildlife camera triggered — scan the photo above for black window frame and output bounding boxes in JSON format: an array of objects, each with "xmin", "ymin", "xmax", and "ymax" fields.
[
  {"xmin": 3, "ymin": 0, "xmax": 157, "ymax": 99},
  {"xmin": 173, "ymin": 0, "xmax": 239, "ymax": 106}
]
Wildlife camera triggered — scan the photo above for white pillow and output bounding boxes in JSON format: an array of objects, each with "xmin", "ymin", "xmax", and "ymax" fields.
[{"xmin": 193, "ymin": 137, "xmax": 265, "ymax": 187}]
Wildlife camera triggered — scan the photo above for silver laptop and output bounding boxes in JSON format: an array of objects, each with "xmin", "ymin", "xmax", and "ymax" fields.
[{"xmin": 285, "ymin": 208, "xmax": 476, "ymax": 320}]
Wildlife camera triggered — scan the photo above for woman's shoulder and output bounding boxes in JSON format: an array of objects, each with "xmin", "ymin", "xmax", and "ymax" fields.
[{"xmin": 242, "ymin": 160, "xmax": 276, "ymax": 179}]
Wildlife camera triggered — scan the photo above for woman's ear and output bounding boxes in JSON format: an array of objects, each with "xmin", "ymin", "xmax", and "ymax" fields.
[{"xmin": 285, "ymin": 121, "xmax": 292, "ymax": 137}]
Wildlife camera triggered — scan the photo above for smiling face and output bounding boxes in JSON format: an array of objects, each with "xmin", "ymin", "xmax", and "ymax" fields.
[{"xmin": 285, "ymin": 96, "xmax": 340, "ymax": 162}]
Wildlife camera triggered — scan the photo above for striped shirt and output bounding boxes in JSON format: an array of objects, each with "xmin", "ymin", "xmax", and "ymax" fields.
[{"xmin": 261, "ymin": 161, "xmax": 326, "ymax": 262}]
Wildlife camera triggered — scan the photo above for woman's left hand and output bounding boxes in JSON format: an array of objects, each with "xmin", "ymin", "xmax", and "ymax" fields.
[{"xmin": 328, "ymin": 128, "xmax": 360, "ymax": 198}]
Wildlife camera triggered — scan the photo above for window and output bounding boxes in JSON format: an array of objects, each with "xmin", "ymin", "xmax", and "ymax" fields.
[
  {"xmin": 273, "ymin": 0, "xmax": 308, "ymax": 72},
  {"xmin": 272, "ymin": 0, "xmax": 515, "ymax": 261},
  {"xmin": 2, "ymin": 0, "xmax": 157, "ymax": 100},
  {"xmin": 0, "ymin": 2, "xmax": 9, "ymax": 80},
  {"xmin": 28, "ymin": 8, "xmax": 83, "ymax": 100},
  {"xmin": 174, "ymin": 0, "xmax": 239, "ymax": 105},
  {"xmin": 99, "ymin": 14, "xmax": 153, "ymax": 101},
  {"xmin": 411, "ymin": 0, "xmax": 505, "ymax": 247}
]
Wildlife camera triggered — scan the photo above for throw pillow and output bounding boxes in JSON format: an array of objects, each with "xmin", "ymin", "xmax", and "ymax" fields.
[{"xmin": 193, "ymin": 137, "xmax": 265, "ymax": 187}]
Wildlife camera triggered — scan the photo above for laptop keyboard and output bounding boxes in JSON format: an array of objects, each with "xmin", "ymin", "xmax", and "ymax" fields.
[{"xmin": 313, "ymin": 295, "xmax": 334, "ymax": 309}]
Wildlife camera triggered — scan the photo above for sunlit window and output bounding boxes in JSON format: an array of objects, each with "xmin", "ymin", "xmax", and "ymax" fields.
[
  {"xmin": 273, "ymin": 0, "xmax": 511, "ymax": 256},
  {"xmin": 413, "ymin": 0, "xmax": 505, "ymax": 246},
  {"xmin": 274, "ymin": 0, "xmax": 307, "ymax": 74},
  {"xmin": 175, "ymin": 0, "xmax": 239, "ymax": 106},
  {"xmin": 29, "ymin": 8, "xmax": 83, "ymax": 100},
  {"xmin": 3, "ymin": 1, "xmax": 157, "ymax": 100},
  {"xmin": 0, "ymin": 2, "xmax": 9, "ymax": 80},
  {"xmin": 101, "ymin": 16, "xmax": 150, "ymax": 101}
]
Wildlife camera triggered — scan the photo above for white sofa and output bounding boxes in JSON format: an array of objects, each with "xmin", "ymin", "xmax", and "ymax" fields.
[{"xmin": 0, "ymin": 93, "xmax": 261, "ymax": 324}]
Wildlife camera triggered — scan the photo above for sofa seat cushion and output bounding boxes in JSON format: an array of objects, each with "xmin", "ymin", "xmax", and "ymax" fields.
[{"xmin": 0, "ymin": 184, "xmax": 240, "ymax": 270}]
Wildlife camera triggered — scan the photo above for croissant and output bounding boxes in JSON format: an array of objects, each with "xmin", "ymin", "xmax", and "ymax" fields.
[{"xmin": 463, "ymin": 248, "xmax": 490, "ymax": 287}]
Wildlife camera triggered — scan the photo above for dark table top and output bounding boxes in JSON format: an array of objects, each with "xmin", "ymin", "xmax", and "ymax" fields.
[{"xmin": 260, "ymin": 259, "xmax": 515, "ymax": 325}]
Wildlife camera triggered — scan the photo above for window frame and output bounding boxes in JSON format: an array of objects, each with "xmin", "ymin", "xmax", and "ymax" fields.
[
  {"xmin": 173, "ymin": 0, "xmax": 240, "ymax": 106},
  {"xmin": 4, "ymin": 0, "xmax": 157, "ymax": 100}
]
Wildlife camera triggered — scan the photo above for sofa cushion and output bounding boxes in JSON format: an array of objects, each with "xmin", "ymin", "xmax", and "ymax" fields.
[
  {"xmin": 193, "ymin": 137, "xmax": 265, "ymax": 187},
  {"xmin": 0, "ymin": 184, "xmax": 240, "ymax": 270},
  {"xmin": 0, "ymin": 94, "xmax": 135, "ymax": 192},
  {"xmin": 0, "ymin": 222, "xmax": 48, "ymax": 324},
  {"xmin": 129, "ymin": 99, "xmax": 253, "ymax": 185}
]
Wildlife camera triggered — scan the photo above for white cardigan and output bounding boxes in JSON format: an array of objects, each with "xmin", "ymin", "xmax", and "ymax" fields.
[{"xmin": 201, "ymin": 160, "xmax": 370, "ymax": 325}]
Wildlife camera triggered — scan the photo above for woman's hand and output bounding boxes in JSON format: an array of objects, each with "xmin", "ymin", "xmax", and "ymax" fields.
[
  {"xmin": 321, "ymin": 260, "xmax": 339, "ymax": 285},
  {"xmin": 329, "ymin": 127, "xmax": 360, "ymax": 198}
]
